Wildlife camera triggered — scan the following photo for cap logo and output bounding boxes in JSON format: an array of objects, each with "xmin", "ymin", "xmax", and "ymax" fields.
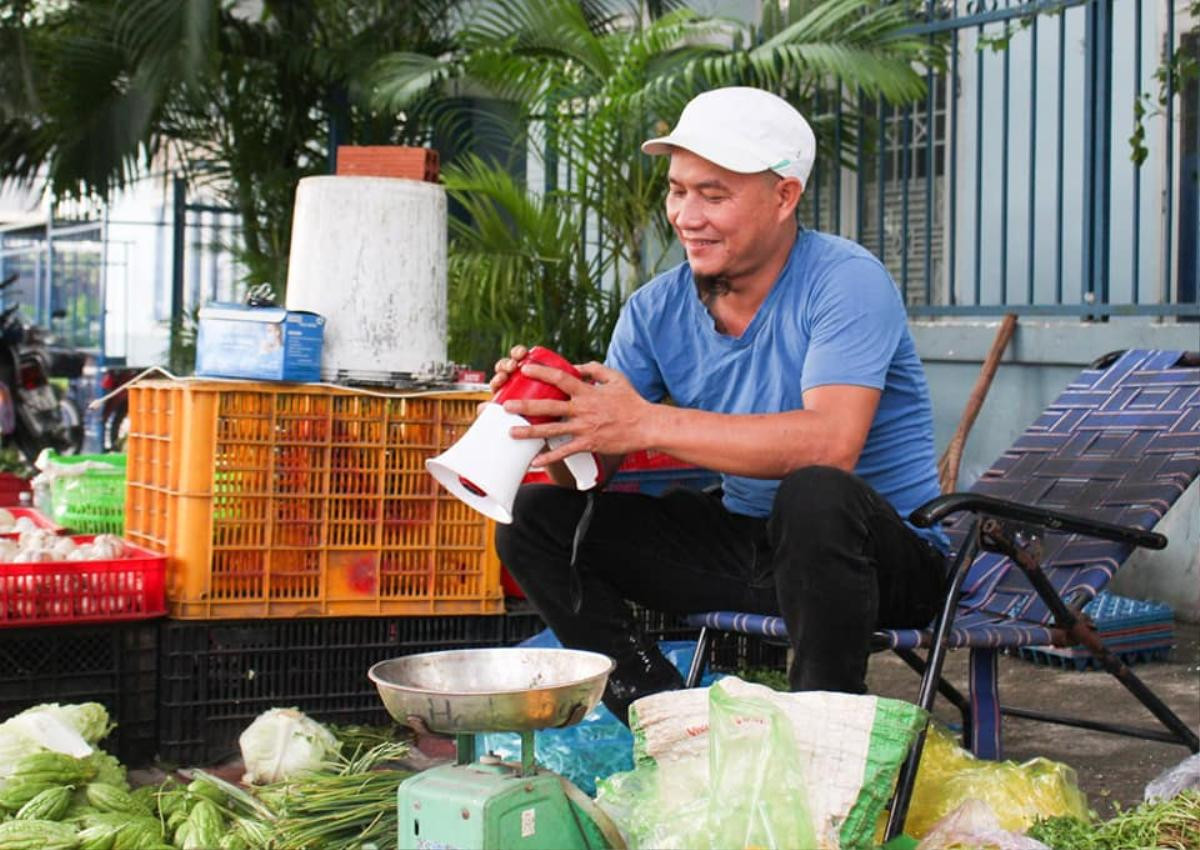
[{"xmin": 769, "ymin": 159, "xmax": 792, "ymax": 169}]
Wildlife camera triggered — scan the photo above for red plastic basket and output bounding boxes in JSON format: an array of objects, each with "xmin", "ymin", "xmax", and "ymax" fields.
[
  {"xmin": 0, "ymin": 473, "xmax": 30, "ymax": 507},
  {"xmin": 619, "ymin": 449, "xmax": 691, "ymax": 471},
  {"xmin": 0, "ymin": 536, "xmax": 166, "ymax": 627},
  {"xmin": 0, "ymin": 507, "xmax": 64, "ymax": 540}
]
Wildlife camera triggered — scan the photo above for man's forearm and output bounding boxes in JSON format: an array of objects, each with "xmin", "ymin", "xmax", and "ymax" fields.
[{"xmin": 641, "ymin": 404, "xmax": 862, "ymax": 478}]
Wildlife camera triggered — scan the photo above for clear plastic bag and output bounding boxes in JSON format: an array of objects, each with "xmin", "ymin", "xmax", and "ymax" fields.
[
  {"xmin": 477, "ymin": 633, "xmax": 721, "ymax": 795},
  {"xmin": 595, "ymin": 755, "xmax": 711, "ymax": 848},
  {"xmin": 478, "ymin": 704, "xmax": 632, "ymax": 796},
  {"xmin": 595, "ymin": 680, "xmax": 817, "ymax": 849},
  {"xmin": 915, "ymin": 799, "xmax": 1050, "ymax": 850},
  {"xmin": 1144, "ymin": 752, "xmax": 1200, "ymax": 802},
  {"xmin": 903, "ymin": 725, "xmax": 1089, "ymax": 839},
  {"xmin": 705, "ymin": 681, "xmax": 817, "ymax": 849}
]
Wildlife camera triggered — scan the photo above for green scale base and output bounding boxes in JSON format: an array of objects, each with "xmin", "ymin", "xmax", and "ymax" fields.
[{"xmin": 397, "ymin": 759, "xmax": 614, "ymax": 850}]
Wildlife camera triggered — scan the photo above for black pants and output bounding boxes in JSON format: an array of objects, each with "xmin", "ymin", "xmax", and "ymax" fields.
[{"xmin": 495, "ymin": 465, "xmax": 946, "ymax": 722}]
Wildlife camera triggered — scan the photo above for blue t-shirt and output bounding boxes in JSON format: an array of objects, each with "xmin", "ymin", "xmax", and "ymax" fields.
[{"xmin": 605, "ymin": 228, "xmax": 947, "ymax": 550}]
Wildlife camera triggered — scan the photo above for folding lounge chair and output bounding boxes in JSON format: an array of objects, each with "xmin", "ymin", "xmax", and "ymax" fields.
[{"xmin": 679, "ymin": 348, "xmax": 1200, "ymax": 840}]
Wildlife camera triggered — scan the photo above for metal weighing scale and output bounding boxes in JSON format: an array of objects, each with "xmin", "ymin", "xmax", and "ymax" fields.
[{"xmin": 369, "ymin": 647, "xmax": 626, "ymax": 850}]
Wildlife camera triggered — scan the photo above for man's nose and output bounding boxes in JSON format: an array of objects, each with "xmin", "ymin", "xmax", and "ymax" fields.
[{"xmin": 672, "ymin": 194, "xmax": 705, "ymax": 230}]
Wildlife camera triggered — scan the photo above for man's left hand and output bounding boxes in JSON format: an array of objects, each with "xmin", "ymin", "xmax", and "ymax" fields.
[{"xmin": 502, "ymin": 361, "xmax": 651, "ymax": 465}]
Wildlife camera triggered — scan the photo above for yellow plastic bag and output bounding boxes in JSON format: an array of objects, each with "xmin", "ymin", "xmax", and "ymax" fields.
[{"xmin": 903, "ymin": 725, "xmax": 1089, "ymax": 839}]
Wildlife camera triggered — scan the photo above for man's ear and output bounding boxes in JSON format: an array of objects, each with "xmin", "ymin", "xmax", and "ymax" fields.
[{"xmin": 777, "ymin": 176, "xmax": 804, "ymax": 220}]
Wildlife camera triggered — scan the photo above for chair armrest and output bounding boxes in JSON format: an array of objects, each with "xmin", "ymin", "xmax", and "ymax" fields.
[{"xmin": 910, "ymin": 492, "xmax": 1168, "ymax": 550}]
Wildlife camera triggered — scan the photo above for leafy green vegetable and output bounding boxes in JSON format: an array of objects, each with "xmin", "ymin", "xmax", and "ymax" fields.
[
  {"xmin": 82, "ymin": 753, "xmax": 125, "ymax": 791},
  {"xmin": 239, "ymin": 709, "xmax": 340, "ymax": 785},
  {"xmin": 327, "ymin": 722, "xmax": 406, "ymax": 754},
  {"xmin": 737, "ymin": 667, "xmax": 789, "ymax": 691},
  {"xmin": 1029, "ymin": 790, "xmax": 1200, "ymax": 850},
  {"xmin": 250, "ymin": 742, "xmax": 411, "ymax": 850}
]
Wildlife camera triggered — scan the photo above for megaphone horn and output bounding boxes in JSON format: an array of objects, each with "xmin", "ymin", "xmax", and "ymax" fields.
[{"xmin": 425, "ymin": 347, "xmax": 599, "ymax": 523}]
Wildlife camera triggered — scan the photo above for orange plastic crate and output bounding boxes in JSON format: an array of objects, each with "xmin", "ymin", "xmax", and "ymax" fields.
[{"xmin": 123, "ymin": 380, "xmax": 502, "ymax": 619}]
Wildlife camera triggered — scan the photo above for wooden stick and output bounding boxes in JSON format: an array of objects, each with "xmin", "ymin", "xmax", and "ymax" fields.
[{"xmin": 939, "ymin": 313, "xmax": 1018, "ymax": 493}]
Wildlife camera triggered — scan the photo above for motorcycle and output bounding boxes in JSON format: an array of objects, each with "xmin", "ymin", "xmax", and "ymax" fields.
[
  {"xmin": 96, "ymin": 362, "xmax": 140, "ymax": 452},
  {"xmin": 0, "ymin": 273, "xmax": 86, "ymax": 462}
]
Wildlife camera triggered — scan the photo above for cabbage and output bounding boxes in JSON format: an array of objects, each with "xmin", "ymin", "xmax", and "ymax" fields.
[
  {"xmin": 0, "ymin": 729, "xmax": 32, "ymax": 779},
  {"xmin": 17, "ymin": 702, "xmax": 113, "ymax": 743},
  {"xmin": 239, "ymin": 708, "xmax": 339, "ymax": 784},
  {"xmin": 0, "ymin": 710, "xmax": 93, "ymax": 770},
  {"xmin": 0, "ymin": 702, "xmax": 115, "ymax": 779}
]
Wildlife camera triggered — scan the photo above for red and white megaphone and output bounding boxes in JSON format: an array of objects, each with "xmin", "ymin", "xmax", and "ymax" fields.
[{"xmin": 426, "ymin": 347, "xmax": 600, "ymax": 523}]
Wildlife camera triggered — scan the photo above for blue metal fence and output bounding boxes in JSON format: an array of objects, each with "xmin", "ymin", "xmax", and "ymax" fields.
[{"xmin": 798, "ymin": 0, "xmax": 1199, "ymax": 318}]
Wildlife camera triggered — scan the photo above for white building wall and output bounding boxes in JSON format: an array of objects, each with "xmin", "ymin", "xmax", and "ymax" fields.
[
  {"xmin": 0, "ymin": 172, "xmax": 243, "ymax": 368},
  {"xmin": 100, "ymin": 176, "xmax": 173, "ymax": 365}
]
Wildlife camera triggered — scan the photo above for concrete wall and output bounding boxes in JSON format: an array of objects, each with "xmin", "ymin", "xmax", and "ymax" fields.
[
  {"xmin": 1109, "ymin": 479, "xmax": 1200, "ymax": 621},
  {"xmin": 914, "ymin": 320, "xmax": 1200, "ymax": 620}
]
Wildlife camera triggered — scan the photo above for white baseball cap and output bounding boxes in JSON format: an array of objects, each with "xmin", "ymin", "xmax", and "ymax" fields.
[{"xmin": 641, "ymin": 87, "xmax": 816, "ymax": 189}]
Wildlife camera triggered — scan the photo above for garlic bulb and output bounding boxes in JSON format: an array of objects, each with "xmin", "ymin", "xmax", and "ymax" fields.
[
  {"xmin": 51, "ymin": 537, "xmax": 77, "ymax": 559},
  {"xmin": 92, "ymin": 534, "xmax": 127, "ymax": 558}
]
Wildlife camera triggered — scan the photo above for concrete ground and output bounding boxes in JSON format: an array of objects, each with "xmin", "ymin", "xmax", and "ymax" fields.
[{"xmin": 866, "ymin": 619, "xmax": 1200, "ymax": 816}]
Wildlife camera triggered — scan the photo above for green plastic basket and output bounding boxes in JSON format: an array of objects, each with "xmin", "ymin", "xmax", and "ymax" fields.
[{"xmin": 44, "ymin": 452, "xmax": 126, "ymax": 535}]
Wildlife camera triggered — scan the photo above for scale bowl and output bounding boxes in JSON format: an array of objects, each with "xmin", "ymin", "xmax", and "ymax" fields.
[{"xmin": 369, "ymin": 647, "xmax": 615, "ymax": 733}]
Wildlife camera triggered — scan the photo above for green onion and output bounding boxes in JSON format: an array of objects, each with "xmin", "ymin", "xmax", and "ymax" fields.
[
  {"xmin": 1029, "ymin": 790, "xmax": 1200, "ymax": 850},
  {"xmin": 246, "ymin": 741, "xmax": 413, "ymax": 850},
  {"xmin": 328, "ymin": 723, "xmax": 408, "ymax": 754}
]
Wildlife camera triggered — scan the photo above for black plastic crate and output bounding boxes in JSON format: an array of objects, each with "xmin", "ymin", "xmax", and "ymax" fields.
[
  {"xmin": 502, "ymin": 599, "xmax": 546, "ymax": 644},
  {"xmin": 632, "ymin": 605, "xmax": 701, "ymax": 643},
  {"xmin": 0, "ymin": 620, "xmax": 158, "ymax": 764},
  {"xmin": 159, "ymin": 613, "xmax": 534, "ymax": 766},
  {"xmin": 630, "ymin": 603, "xmax": 789, "ymax": 674},
  {"xmin": 708, "ymin": 630, "xmax": 790, "ymax": 673},
  {"xmin": 511, "ymin": 601, "xmax": 788, "ymax": 675}
]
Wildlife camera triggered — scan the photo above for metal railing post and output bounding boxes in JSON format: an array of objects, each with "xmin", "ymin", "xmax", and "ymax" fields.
[
  {"xmin": 1082, "ymin": 0, "xmax": 1113, "ymax": 311},
  {"xmin": 44, "ymin": 206, "xmax": 53, "ymax": 327},
  {"xmin": 171, "ymin": 176, "xmax": 187, "ymax": 372}
]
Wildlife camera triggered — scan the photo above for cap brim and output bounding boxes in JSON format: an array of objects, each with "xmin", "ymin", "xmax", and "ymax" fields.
[{"xmin": 640, "ymin": 132, "xmax": 771, "ymax": 174}]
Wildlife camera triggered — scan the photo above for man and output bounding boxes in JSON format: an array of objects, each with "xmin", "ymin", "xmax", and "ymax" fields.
[{"xmin": 493, "ymin": 86, "xmax": 947, "ymax": 724}]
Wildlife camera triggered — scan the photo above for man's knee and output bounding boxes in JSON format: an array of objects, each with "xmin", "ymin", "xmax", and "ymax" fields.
[{"xmin": 773, "ymin": 465, "xmax": 864, "ymax": 517}]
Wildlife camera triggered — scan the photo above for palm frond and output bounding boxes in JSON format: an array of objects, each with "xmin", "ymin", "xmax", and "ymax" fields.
[
  {"xmin": 0, "ymin": 118, "xmax": 52, "ymax": 185},
  {"xmin": 739, "ymin": 42, "xmax": 926, "ymax": 103},
  {"xmin": 460, "ymin": 47, "xmax": 558, "ymax": 107},
  {"xmin": 114, "ymin": 0, "xmax": 218, "ymax": 82},
  {"xmin": 369, "ymin": 52, "xmax": 456, "ymax": 112},
  {"xmin": 0, "ymin": 18, "xmax": 41, "ymax": 118},
  {"xmin": 461, "ymin": 0, "xmax": 613, "ymax": 80},
  {"xmin": 441, "ymin": 154, "xmax": 618, "ymax": 363},
  {"xmin": 648, "ymin": 0, "xmax": 932, "ymax": 107}
]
